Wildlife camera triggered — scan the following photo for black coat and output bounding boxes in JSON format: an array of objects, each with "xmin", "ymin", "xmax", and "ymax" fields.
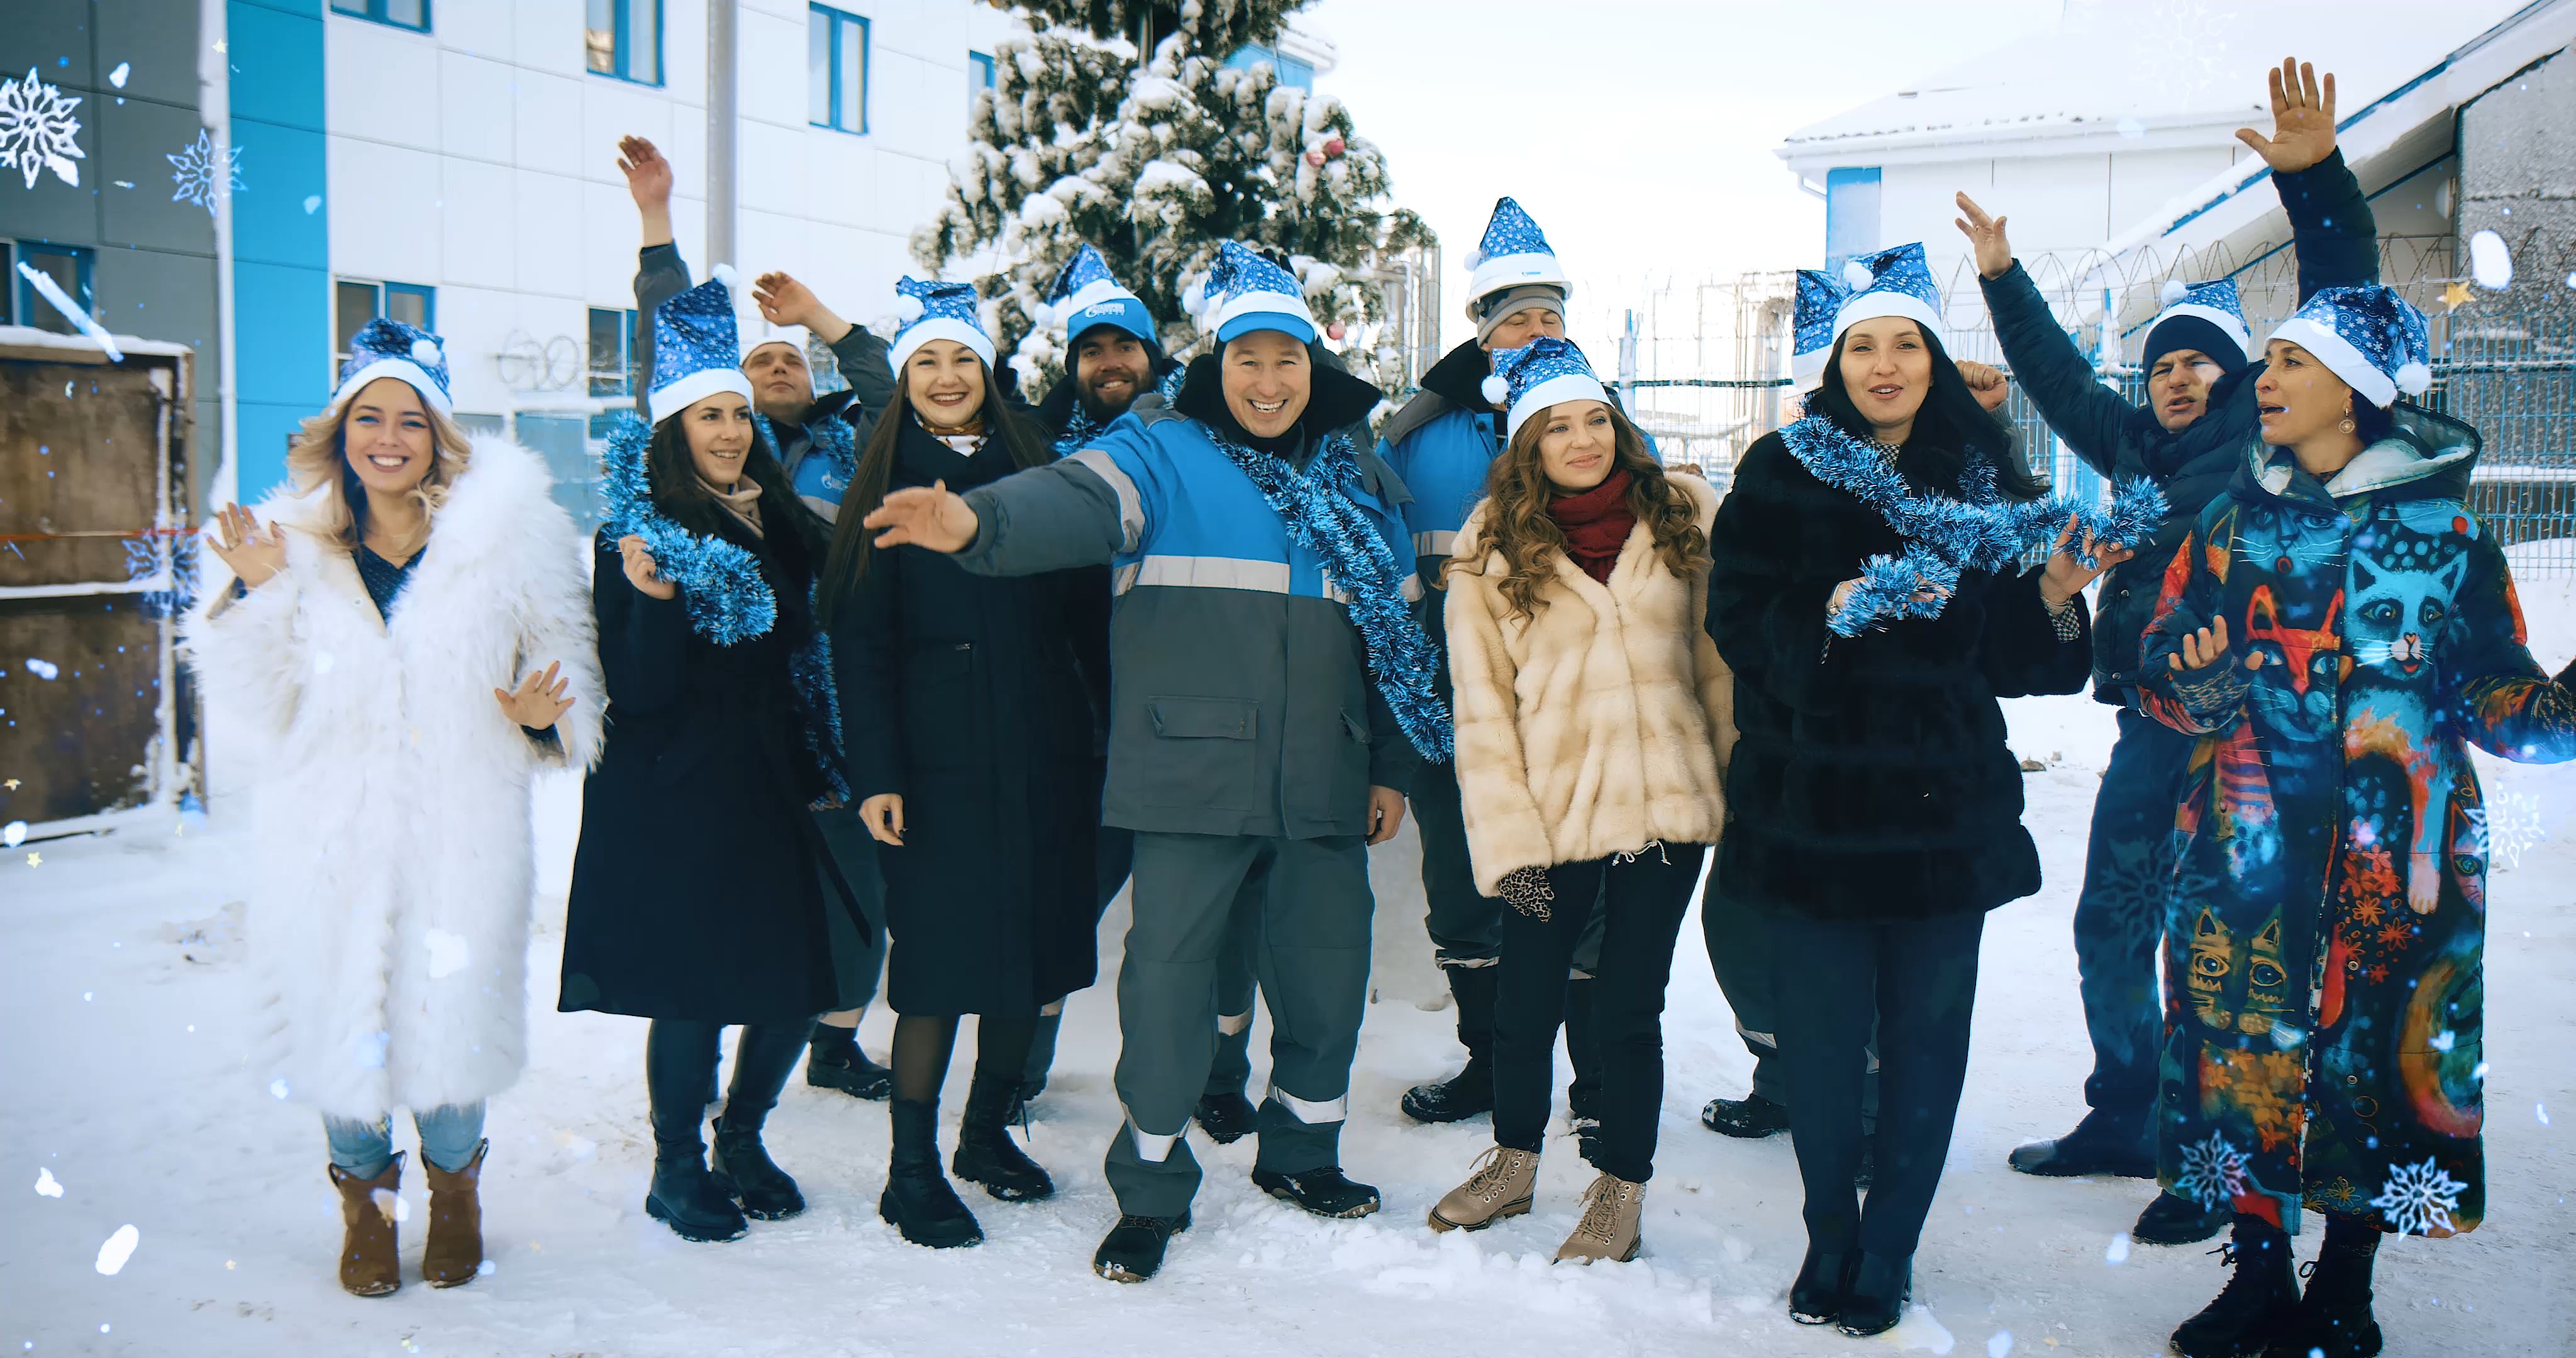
[
  {"xmin": 1975, "ymin": 148, "xmax": 2377, "ymax": 702},
  {"xmin": 560, "ymin": 507, "xmax": 862, "ymax": 1023},
  {"xmin": 1708, "ymin": 429, "xmax": 2091, "ymax": 922},
  {"xmin": 835, "ymin": 414, "xmax": 1111, "ymax": 1016}
]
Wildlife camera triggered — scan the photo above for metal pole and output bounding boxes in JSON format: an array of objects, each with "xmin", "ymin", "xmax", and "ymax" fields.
[{"xmin": 707, "ymin": 0, "xmax": 738, "ymax": 270}]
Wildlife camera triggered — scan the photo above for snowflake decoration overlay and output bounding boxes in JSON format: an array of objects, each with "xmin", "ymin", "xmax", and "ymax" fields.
[
  {"xmin": 2468, "ymin": 792, "xmax": 2549, "ymax": 869},
  {"xmin": 0, "ymin": 67, "xmax": 86, "ymax": 190},
  {"xmin": 168, "ymin": 128, "xmax": 242, "ymax": 213},
  {"xmin": 2368, "ymin": 1156, "xmax": 2466, "ymax": 1235},
  {"xmin": 2174, "ymin": 1131, "xmax": 2252, "ymax": 1211}
]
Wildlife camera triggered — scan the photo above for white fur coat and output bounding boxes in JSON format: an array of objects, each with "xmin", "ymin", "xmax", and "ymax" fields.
[
  {"xmin": 184, "ymin": 434, "xmax": 602, "ymax": 1120},
  {"xmin": 1444, "ymin": 473, "xmax": 1736, "ymax": 895}
]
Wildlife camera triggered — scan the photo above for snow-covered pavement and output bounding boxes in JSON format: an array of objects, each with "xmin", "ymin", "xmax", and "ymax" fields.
[{"xmin": 6, "ymin": 565, "xmax": 2573, "ymax": 1357}]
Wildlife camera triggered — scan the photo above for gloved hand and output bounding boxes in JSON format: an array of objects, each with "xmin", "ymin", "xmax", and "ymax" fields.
[{"xmin": 1498, "ymin": 865, "xmax": 1555, "ymax": 921}]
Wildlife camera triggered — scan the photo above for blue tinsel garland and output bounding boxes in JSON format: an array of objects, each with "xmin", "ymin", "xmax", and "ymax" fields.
[
  {"xmin": 599, "ymin": 411, "xmax": 779, "ymax": 645},
  {"xmin": 1050, "ymin": 405, "xmax": 1104, "ymax": 459},
  {"xmin": 1202, "ymin": 426, "xmax": 1454, "ymax": 762},
  {"xmin": 1778, "ymin": 416, "xmax": 2169, "ymax": 638},
  {"xmin": 788, "ymin": 610, "xmax": 850, "ymax": 803},
  {"xmin": 754, "ymin": 407, "xmax": 860, "ymax": 482}
]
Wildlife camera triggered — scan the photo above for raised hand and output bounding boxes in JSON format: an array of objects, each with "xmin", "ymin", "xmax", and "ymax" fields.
[
  {"xmin": 2236, "ymin": 57, "xmax": 2337, "ymax": 174},
  {"xmin": 616, "ymin": 534, "xmax": 678, "ymax": 600},
  {"xmin": 753, "ymin": 271, "xmax": 853, "ymax": 344},
  {"xmin": 206, "ymin": 502, "xmax": 287, "ymax": 589},
  {"xmin": 616, "ymin": 136, "xmax": 672, "ymax": 210},
  {"xmin": 1957, "ymin": 359, "xmax": 2011, "ymax": 412},
  {"xmin": 494, "ymin": 660, "xmax": 574, "ymax": 730},
  {"xmin": 862, "ymin": 482, "xmax": 980, "ymax": 553},
  {"xmin": 1953, "ymin": 192, "xmax": 2014, "ymax": 280},
  {"xmin": 2040, "ymin": 513, "xmax": 2133, "ymax": 605}
]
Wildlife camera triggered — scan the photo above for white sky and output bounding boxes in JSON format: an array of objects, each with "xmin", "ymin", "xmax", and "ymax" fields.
[{"xmin": 1304, "ymin": 0, "xmax": 2067, "ymax": 350}]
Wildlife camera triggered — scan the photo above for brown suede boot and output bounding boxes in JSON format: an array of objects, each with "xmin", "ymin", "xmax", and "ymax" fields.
[
  {"xmin": 327, "ymin": 1153, "xmax": 404, "ymax": 1297},
  {"xmin": 421, "ymin": 1140, "xmax": 488, "ymax": 1288}
]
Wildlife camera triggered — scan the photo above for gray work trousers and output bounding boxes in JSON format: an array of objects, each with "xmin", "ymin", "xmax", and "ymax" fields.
[{"xmin": 1104, "ymin": 831, "xmax": 1374, "ymax": 1217}]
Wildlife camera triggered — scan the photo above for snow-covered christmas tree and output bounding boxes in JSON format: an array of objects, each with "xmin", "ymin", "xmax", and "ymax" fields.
[{"xmin": 913, "ymin": 0, "xmax": 1433, "ymax": 393}]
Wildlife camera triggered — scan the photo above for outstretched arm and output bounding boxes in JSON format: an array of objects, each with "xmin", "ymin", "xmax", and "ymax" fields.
[
  {"xmin": 753, "ymin": 270, "xmax": 898, "ymax": 414},
  {"xmin": 2443, "ymin": 533, "xmax": 2576, "ymax": 765},
  {"xmin": 2240, "ymin": 58, "xmax": 2379, "ymax": 299},
  {"xmin": 1960, "ymin": 193, "xmax": 2134, "ymax": 476}
]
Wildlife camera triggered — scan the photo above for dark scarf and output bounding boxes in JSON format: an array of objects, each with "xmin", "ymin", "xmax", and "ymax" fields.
[{"xmin": 1549, "ymin": 470, "xmax": 1635, "ymax": 584}]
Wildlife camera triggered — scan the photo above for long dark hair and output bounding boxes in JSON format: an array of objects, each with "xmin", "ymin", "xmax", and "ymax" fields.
[
  {"xmin": 1811, "ymin": 328, "xmax": 2042, "ymax": 501},
  {"xmin": 816, "ymin": 360, "xmax": 1053, "ymax": 619},
  {"xmin": 1447, "ymin": 403, "xmax": 1706, "ymax": 622},
  {"xmin": 643, "ymin": 411, "xmax": 823, "ymax": 556}
]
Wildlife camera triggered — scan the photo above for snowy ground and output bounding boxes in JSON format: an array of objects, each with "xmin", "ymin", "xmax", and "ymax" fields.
[{"xmin": 8, "ymin": 562, "xmax": 2576, "ymax": 1358}]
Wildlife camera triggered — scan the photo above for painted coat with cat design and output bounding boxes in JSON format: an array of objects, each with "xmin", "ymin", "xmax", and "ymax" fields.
[{"xmin": 2138, "ymin": 405, "xmax": 2576, "ymax": 1237}]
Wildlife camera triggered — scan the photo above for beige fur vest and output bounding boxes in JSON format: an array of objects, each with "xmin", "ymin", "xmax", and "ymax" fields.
[{"xmin": 1443, "ymin": 472, "xmax": 1735, "ymax": 895}]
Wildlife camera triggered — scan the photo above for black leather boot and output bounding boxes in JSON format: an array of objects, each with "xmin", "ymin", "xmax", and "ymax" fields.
[
  {"xmin": 952, "ymin": 1069, "xmax": 1055, "ymax": 1202},
  {"xmin": 805, "ymin": 1020, "xmax": 894, "ymax": 1100},
  {"xmin": 1702, "ymin": 1091, "xmax": 1792, "ymax": 1138},
  {"xmin": 879, "ymin": 1099, "xmax": 982, "ymax": 1249},
  {"xmin": 1252, "ymin": 1166, "xmax": 1381, "ymax": 1218},
  {"xmin": 1788, "ymin": 1242, "xmax": 1856, "ymax": 1325},
  {"xmin": 2007, "ymin": 1108, "xmax": 2155, "ymax": 1178},
  {"xmin": 2172, "ymin": 1217, "xmax": 2299, "ymax": 1358},
  {"xmin": 1093, "ymin": 1211, "xmax": 1191, "ymax": 1283},
  {"xmin": 1401, "ymin": 965, "xmax": 1499, "ymax": 1123},
  {"xmin": 2135, "ymin": 1190, "xmax": 2230, "ymax": 1245},
  {"xmin": 2265, "ymin": 1217, "xmax": 2382, "ymax": 1358},
  {"xmin": 643, "ymin": 1022, "xmax": 747, "ymax": 1243},
  {"xmin": 709, "ymin": 1022, "xmax": 811, "ymax": 1220},
  {"xmin": 1836, "ymin": 1251, "xmax": 1912, "ymax": 1337}
]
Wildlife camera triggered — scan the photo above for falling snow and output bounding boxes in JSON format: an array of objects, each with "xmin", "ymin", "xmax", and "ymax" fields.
[
  {"xmin": 0, "ymin": 67, "xmax": 84, "ymax": 190},
  {"xmin": 92, "ymin": 1224, "xmax": 138, "ymax": 1276},
  {"xmin": 32, "ymin": 1168, "xmax": 62, "ymax": 1198},
  {"xmin": 166, "ymin": 128, "xmax": 242, "ymax": 213}
]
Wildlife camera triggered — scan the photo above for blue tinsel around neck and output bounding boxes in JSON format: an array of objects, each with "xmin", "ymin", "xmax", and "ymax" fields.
[
  {"xmin": 1202, "ymin": 425, "xmax": 1453, "ymax": 763},
  {"xmin": 1052, "ymin": 406, "xmax": 1104, "ymax": 459},
  {"xmin": 1779, "ymin": 416, "xmax": 2168, "ymax": 638},
  {"xmin": 754, "ymin": 407, "xmax": 859, "ymax": 482},
  {"xmin": 597, "ymin": 410, "xmax": 778, "ymax": 645}
]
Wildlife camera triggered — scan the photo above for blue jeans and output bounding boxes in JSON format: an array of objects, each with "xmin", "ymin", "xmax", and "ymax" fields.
[
  {"xmin": 323, "ymin": 1102, "xmax": 486, "ymax": 1179},
  {"xmin": 2072, "ymin": 708, "xmax": 2192, "ymax": 1125}
]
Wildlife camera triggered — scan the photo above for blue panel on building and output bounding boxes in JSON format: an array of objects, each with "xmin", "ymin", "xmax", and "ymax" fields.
[
  {"xmin": 1823, "ymin": 167, "xmax": 1882, "ymax": 268},
  {"xmin": 227, "ymin": 0, "xmax": 329, "ymax": 500}
]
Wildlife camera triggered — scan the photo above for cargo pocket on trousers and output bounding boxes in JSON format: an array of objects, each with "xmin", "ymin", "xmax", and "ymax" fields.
[{"xmin": 1140, "ymin": 695, "xmax": 1261, "ymax": 812}]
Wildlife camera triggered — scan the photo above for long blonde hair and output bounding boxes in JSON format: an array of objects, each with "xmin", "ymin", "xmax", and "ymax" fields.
[{"xmin": 284, "ymin": 387, "xmax": 472, "ymax": 558}]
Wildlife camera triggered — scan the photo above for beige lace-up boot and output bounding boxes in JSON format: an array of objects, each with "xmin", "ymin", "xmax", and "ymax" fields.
[
  {"xmin": 1554, "ymin": 1171, "xmax": 1643, "ymax": 1263},
  {"xmin": 1428, "ymin": 1146, "xmax": 1539, "ymax": 1232}
]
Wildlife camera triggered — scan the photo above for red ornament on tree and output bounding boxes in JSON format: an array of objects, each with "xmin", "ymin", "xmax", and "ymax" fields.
[
  {"xmin": 1323, "ymin": 136, "xmax": 1346, "ymax": 158},
  {"xmin": 1304, "ymin": 148, "xmax": 1326, "ymax": 167},
  {"xmin": 1326, "ymin": 321, "xmax": 1346, "ymax": 341}
]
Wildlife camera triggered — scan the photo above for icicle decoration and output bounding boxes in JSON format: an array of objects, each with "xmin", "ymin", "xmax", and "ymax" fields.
[
  {"xmin": 1202, "ymin": 427, "xmax": 1452, "ymax": 761},
  {"xmin": 1780, "ymin": 416, "xmax": 2169, "ymax": 638}
]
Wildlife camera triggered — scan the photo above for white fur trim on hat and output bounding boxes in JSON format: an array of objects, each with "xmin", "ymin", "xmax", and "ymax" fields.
[
  {"xmin": 648, "ymin": 366, "xmax": 756, "ymax": 425},
  {"xmin": 332, "ymin": 358, "xmax": 453, "ymax": 417},
  {"xmin": 1210, "ymin": 288, "xmax": 1317, "ymax": 345},
  {"xmin": 1790, "ymin": 345, "xmax": 1830, "ymax": 391},
  {"xmin": 2268, "ymin": 315, "xmax": 2396, "ymax": 409},
  {"xmin": 1832, "ymin": 292, "xmax": 1943, "ymax": 345},
  {"xmin": 2148, "ymin": 302, "xmax": 2253, "ymax": 362},
  {"xmin": 1506, "ymin": 371, "xmax": 1611, "ymax": 441},
  {"xmin": 888, "ymin": 316, "xmax": 997, "ymax": 374},
  {"xmin": 1056, "ymin": 278, "xmax": 1134, "ymax": 319},
  {"xmin": 1468, "ymin": 251, "xmax": 1572, "ymax": 310}
]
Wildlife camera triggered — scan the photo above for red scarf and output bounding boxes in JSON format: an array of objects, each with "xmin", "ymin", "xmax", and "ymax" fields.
[{"xmin": 1549, "ymin": 469, "xmax": 1636, "ymax": 584}]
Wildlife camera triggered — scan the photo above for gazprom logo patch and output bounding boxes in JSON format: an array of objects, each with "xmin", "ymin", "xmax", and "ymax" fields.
[{"xmin": 1080, "ymin": 302, "xmax": 1126, "ymax": 319}]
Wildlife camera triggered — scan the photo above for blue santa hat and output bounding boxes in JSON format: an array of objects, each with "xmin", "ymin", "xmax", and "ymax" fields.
[
  {"xmin": 2268, "ymin": 285, "xmax": 2431, "ymax": 410},
  {"xmin": 647, "ymin": 267, "xmax": 756, "ymax": 425},
  {"xmin": 1483, "ymin": 336, "xmax": 1609, "ymax": 440},
  {"xmin": 1189, "ymin": 241, "xmax": 1317, "ymax": 345},
  {"xmin": 2143, "ymin": 277, "xmax": 2253, "ymax": 370},
  {"xmin": 888, "ymin": 277, "xmax": 997, "ymax": 373},
  {"xmin": 1465, "ymin": 196, "xmax": 1570, "ymax": 315},
  {"xmin": 1040, "ymin": 244, "xmax": 1156, "ymax": 348},
  {"xmin": 1791, "ymin": 268, "xmax": 1850, "ymax": 393},
  {"xmin": 333, "ymin": 317, "xmax": 454, "ymax": 417},
  {"xmin": 1833, "ymin": 243, "xmax": 1943, "ymax": 342}
]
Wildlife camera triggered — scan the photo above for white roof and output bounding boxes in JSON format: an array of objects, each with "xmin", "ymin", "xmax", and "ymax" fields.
[{"xmin": 1777, "ymin": 0, "xmax": 2543, "ymax": 170}]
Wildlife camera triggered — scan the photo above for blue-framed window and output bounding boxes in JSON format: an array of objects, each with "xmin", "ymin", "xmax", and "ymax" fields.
[
  {"xmin": 8, "ymin": 241, "xmax": 94, "ymax": 334},
  {"xmin": 1224, "ymin": 43, "xmax": 1314, "ymax": 90},
  {"xmin": 588, "ymin": 306, "xmax": 642, "ymax": 400},
  {"xmin": 969, "ymin": 50, "xmax": 996, "ymax": 114},
  {"xmin": 334, "ymin": 278, "xmax": 435, "ymax": 375},
  {"xmin": 330, "ymin": 0, "xmax": 430, "ymax": 32},
  {"xmin": 809, "ymin": 6, "xmax": 869, "ymax": 134},
  {"xmin": 586, "ymin": 0, "xmax": 662, "ymax": 87},
  {"xmin": 1823, "ymin": 167, "xmax": 1882, "ymax": 271}
]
